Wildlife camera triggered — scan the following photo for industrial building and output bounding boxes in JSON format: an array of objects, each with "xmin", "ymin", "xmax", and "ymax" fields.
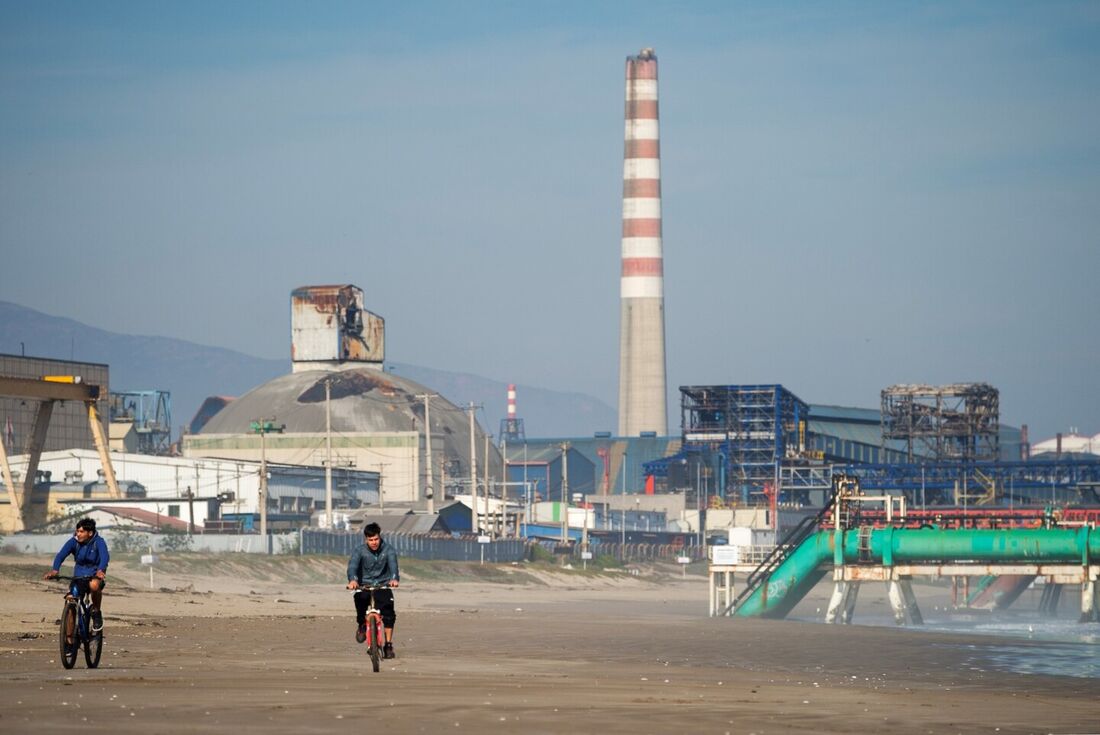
[
  {"xmin": 184, "ymin": 285, "xmax": 501, "ymax": 509},
  {"xmin": 494, "ymin": 376, "xmax": 1100, "ymax": 544}
]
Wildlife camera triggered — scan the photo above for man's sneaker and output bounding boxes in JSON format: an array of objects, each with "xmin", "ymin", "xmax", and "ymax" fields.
[
  {"xmin": 355, "ymin": 624, "xmax": 366, "ymax": 644},
  {"xmin": 383, "ymin": 643, "xmax": 395, "ymax": 659},
  {"xmin": 91, "ymin": 609, "xmax": 103, "ymax": 633}
]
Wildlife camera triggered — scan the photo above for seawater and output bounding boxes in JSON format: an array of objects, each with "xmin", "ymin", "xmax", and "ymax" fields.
[
  {"xmin": 926, "ymin": 614, "xmax": 1100, "ymax": 679},
  {"xmin": 793, "ymin": 608, "xmax": 1100, "ymax": 679}
]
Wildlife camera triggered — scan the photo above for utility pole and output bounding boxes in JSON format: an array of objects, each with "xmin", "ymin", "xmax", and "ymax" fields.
[
  {"xmin": 376, "ymin": 462, "xmax": 390, "ymax": 511},
  {"xmin": 560, "ymin": 442, "xmax": 570, "ymax": 544},
  {"xmin": 251, "ymin": 418, "xmax": 284, "ymax": 550},
  {"xmin": 484, "ymin": 431, "xmax": 493, "ymax": 537},
  {"xmin": 324, "ymin": 377, "xmax": 333, "ymax": 529},
  {"xmin": 466, "ymin": 403, "xmax": 479, "ymax": 534},
  {"xmin": 501, "ymin": 435, "xmax": 507, "ymax": 536},
  {"xmin": 185, "ymin": 485, "xmax": 195, "ymax": 536},
  {"xmin": 416, "ymin": 393, "xmax": 438, "ymax": 514},
  {"xmin": 259, "ymin": 429, "xmax": 268, "ymax": 540},
  {"xmin": 433, "ymin": 459, "xmax": 442, "ymax": 506},
  {"xmin": 523, "ymin": 442, "xmax": 528, "ymax": 537},
  {"xmin": 697, "ymin": 462, "xmax": 703, "ymax": 550},
  {"xmin": 621, "ymin": 450, "xmax": 627, "ymax": 552}
]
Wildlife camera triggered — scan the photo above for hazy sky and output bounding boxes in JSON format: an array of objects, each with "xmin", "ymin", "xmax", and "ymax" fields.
[{"xmin": 2, "ymin": 2, "xmax": 1097, "ymax": 441}]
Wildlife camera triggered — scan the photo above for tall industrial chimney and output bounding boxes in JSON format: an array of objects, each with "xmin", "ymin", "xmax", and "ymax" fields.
[
  {"xmin": 617, "ymin": 47, "xmax": 667, "ymax": 436},
  {"xmin": 499, "ymin": 383, "xmax": 525, "ymax": 442}
]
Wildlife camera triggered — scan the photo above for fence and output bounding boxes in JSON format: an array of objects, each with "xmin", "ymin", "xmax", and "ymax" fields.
[
  {"xmin": 4, "ymin": 531, "xmax": 709, "ymax": 564},
  {"xmin": 302, "ymin": 530, "xmax": 530, "ymax": 563},
  {"xmin": 2, "ymin": 531, "xmax": 299, "ymax": 555},
  {"xmin": 545, "ymin": 541, "xmax": 709, "ymax": 564}
]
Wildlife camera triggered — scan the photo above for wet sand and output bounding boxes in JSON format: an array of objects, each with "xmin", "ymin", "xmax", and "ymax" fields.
[{"xmin": 0, "ymin": 554, "xmax": 1096, "ymax": 734}]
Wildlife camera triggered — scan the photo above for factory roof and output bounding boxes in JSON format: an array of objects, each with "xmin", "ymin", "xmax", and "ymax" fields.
[
  {"xmin": 199, "ymin": 366, "xmax": 491, "ymax": 471},
  {"xmin": 808, "ymin": 404, "xmax": 881, "ymax": 424}
]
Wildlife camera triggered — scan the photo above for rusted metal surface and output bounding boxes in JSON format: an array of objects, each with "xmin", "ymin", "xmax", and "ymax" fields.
[
  {"xmin": 290, "ymin": 285, "xmax": 384, "ymax": 364},
  {"xmin": 297, "ymin": 370, "xmax": 402, "ymax": 403},
  {"xmin": 881, "ymin": 382, "xmax": 1000, "ymax": 462}
]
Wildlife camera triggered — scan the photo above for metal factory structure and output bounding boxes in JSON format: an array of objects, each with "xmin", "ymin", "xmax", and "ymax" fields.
[
  {"xmin": 633, "ymin": 382, "xmax": 1100, "ymax": 515},
  {"xmin": 108, "ymin": 390, "xmax": 172, "ymax": 455},
  {"xmin": 643, "ymin": 385, "xmax": 809, "ymax": 507},
  {"xmin": 289, "ymin": 284, "xmax": 384, "ymax": 370},
  {"xmin": 617, "ymin": 47, "xmax": 667, "ymax": 437},
  {"xmin": 881, "ymin": 383, "xmax": 1000, "ymax": 462}
]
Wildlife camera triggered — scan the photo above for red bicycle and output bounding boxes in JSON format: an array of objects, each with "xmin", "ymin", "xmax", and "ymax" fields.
[{"xmin": 351, "ymin": 586, "xmax": 390, "ymax": 672}]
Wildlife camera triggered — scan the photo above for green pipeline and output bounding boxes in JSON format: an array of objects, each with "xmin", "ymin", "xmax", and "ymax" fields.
[{"xmin": 735, "ymin": 526, "xmax": 1099, "ymax": 619}]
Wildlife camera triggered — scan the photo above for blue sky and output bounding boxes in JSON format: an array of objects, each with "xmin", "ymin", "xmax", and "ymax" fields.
[{"xmin": 1, "ymin": 1, "xmax": 1098, "ymax": 441}]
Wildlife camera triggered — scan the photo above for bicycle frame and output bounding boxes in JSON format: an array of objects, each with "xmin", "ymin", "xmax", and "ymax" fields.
[
  {"xmin": 57, "ymin": 575, "xmax": 102, "ymax": 669},
  {"xmin": 65, "ymin": 580, "xmax": 94, "ymax": 639},
  {"xmin": 351, "ymin": 585, "xmax": 391, "ymax": 672}
]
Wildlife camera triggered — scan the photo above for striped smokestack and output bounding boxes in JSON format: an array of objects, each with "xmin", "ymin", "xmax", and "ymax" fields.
[{"xmin": 618, "ymin": 47, "xmax": 667, "ymax": 436}]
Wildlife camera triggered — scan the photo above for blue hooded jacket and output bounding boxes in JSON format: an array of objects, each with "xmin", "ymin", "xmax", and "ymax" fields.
[{"xmin": 52, "ymin": 533, "xmax": 110, "ymax": 578}]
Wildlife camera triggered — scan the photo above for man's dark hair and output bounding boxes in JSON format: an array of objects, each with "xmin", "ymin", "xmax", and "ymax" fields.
[
  {"xmin": 363, "ymin": 522, "xmax": 381, "ymax": 538},
  {"xmin": 76, "ymin": 518, "xmax": 96, "ymax": 533}
]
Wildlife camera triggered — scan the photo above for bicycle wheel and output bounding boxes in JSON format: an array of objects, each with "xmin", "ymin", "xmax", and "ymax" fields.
[
  {"xmin": 59, "ymin": 601, "xmax": 78, "ymax": 670},
  {"xmin": 83, "ymin": 611, "xmax": 103, "ymax": 669},
  {"xmin": 367, "ymin": 615, "xmax": 382, "ymax": 673}
]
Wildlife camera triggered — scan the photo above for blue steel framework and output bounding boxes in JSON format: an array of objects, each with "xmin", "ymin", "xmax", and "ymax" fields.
[
  {"xmin": 838, "ymin": 458, "xmax": 1100, "ymax": 505},
  {"xmin": 645, "ymin": 385, "xmax": 808, "ymax": 503},
  {"xmin": 643, "ymin": 384, "xmax": 1100, "ymax": 509},
  {"xmin": 779, "ymin": 459, "xmax": 1100, "ymax": 506}
]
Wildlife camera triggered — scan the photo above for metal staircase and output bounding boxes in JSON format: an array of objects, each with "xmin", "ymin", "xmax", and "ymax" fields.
[{"xmin": 723, "ymin": 478, "xmax": 846, "ymax": 615}]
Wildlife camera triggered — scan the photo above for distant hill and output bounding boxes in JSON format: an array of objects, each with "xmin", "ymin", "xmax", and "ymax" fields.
[{"xmin": 0, "ymin": 301, "xmax": 615, "ymax": 440}]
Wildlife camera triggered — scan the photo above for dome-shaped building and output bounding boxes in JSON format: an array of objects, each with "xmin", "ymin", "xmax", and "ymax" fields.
[{"xmin": 184, "ymin": 285, "xmax": 501, "ymax": 507}]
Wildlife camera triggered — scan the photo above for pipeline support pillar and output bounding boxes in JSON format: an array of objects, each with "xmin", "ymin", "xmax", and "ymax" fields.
[
  {"xmin": 826, "ymin": 580, "xmax": 859, "ymax": 624},
  {"xmin": 1081, "ymin": 580, "xmax": 1098, "ymax": 623},
  {"xmin": 886, "ymin": 579, "xmax": 924, "ymax": 625}
]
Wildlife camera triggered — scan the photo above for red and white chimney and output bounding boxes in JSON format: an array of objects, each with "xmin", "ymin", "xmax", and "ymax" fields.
[{"xmin": 617, "ymin": 47, "xmax": 667, "ymax": 436}]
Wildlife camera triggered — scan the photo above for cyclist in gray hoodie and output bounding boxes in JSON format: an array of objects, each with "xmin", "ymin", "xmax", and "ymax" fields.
[{"xmin": 346, "ymin": 522, "xmax": 400, "ymax": 658}]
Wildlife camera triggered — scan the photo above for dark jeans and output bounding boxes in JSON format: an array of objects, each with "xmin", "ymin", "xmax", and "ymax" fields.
[
  {"xmin": 69, "ymin": 576, "xmax": 106, "ymax": 597},
  {"xmin": 353, "ymin": 588, "xmax": 395, "ymax": 628}
]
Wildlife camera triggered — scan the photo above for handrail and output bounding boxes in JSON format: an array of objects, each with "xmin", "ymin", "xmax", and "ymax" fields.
[{"xmin": 723, "ymin": 492, "xmax": 836, "ymax": 615}]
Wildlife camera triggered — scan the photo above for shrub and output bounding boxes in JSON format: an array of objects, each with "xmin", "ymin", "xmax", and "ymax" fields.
[{"xmin": 158, "ymin": 529, "xmax": 194, "ymax": 552}]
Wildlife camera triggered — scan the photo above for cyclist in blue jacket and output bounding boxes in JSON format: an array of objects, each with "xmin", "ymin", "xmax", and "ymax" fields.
[
  {"xmin": 346, "ymin": 522, "xmax": 400, "ymax": 658},
  {"xmin": 43, "ymin": 518, "xmax": 109, "ymax": 632}
]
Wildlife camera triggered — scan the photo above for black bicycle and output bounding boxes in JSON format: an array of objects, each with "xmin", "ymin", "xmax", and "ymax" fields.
[{"xmin": 55, "ymin": 576, "xmax": 103, "ymax": 669}]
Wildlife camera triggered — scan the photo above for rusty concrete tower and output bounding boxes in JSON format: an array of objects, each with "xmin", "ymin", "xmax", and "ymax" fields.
[{"xmin": 617, "ymin": 47, "xmax": 667, "ymax": 436}]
